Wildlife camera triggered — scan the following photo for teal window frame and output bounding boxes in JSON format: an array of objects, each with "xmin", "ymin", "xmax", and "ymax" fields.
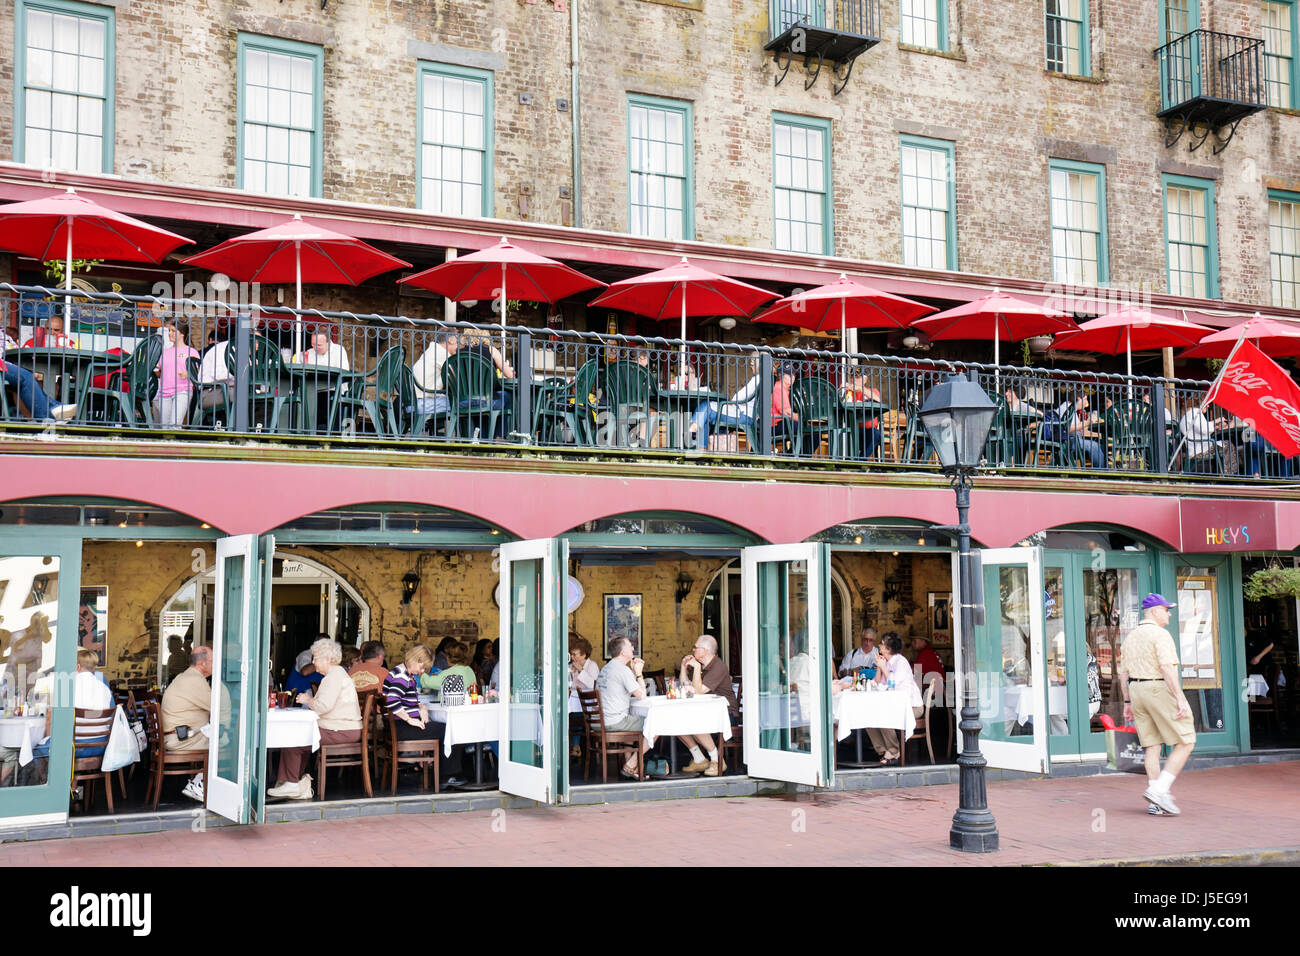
[
  {"xmin": 236, "ymin": 33, "xmax": 324, "ymax": 199},
  {"xmin": 1045, "ymin": 0, "xmax": 1090, "ymax": 76},
  {"xmin": 1263, "ymin": 0, "xmax": 1299, "ymax": 109},
  {"xmin": 1162, "ymin": 173, "xmax": 1219, "ymax": 299},
  {"xmin": 1158, "ymin": 0, "xmax": 1199, "ymax": 44},
  {"xmin": 1268, "ymin": 188, "xmax": 1300, "ymax": 308},
  {"xmin": 899, "ymin": 134, "xmax": 957, "ymax": 271},
  {"xmin": 13, "ymin": 0, "xmax": 115, "ymax": 174},
  {"xmin": 1048, "ymin": 158, "xmax": 1109, "ymax": 286},
  {"xmin": 772, "ymin": 113, "xmax": 832, "ymax": 256},
  {"xmin": 416, "ymin": 61, "xmax": 494, "ymax": 218},
  {"xmin": 626, "ymin": 93, "xmax": 694, "ymax": 241},
  {"xmin": 900, "ymin": 0, "xmax": 948, "ymax": 50}
]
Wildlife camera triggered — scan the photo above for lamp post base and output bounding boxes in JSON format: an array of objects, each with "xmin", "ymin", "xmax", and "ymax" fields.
[{"xmin": 949, "ymin": 812, "xmax": 1000, "ymax": 853}]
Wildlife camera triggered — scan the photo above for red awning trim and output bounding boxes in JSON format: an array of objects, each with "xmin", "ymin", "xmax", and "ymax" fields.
[{"xmin": 0, "ymin": 163, "xmax": 1289, "ymax": 326}]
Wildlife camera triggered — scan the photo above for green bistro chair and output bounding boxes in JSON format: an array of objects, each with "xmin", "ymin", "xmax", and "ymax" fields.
[
  {"xmin": 791, "ymin": 376, "xmax": 850, "ymax": 458},
  {"xmin": 76, "ymin": 335, "xmax": 163, "ymax": 428},
  {"xmin": 570, "ymin": 359, "xmax": 605, "ymax": 446},
  {"xmin": 602, "ymin": 360, "xmax": 659, "ymax": 448},
  {"xmin": 442, "ymin": 350, "xmax": 501, "ymax": 440},
  {"xmin": 532, "ymin": 376, "xmax": 579, "ymax": 445},
  {"xmin": 189, "ymin": 352, "xmax": 231, "ymax": 429},
  {"xmin": 982, "ymin": 400, "xmax": 1013, "ymax": 467},
  {"xmin": 1102, "ymin": 399, "xmax": 1152, "ymax": 471},
  {"xmin": 387, "ymin": 364, "xmax": 430, "ymax": 438},
  {"xmin": 226, "ymin": 333, "xmax": 291, "ymax": 433},
  {"xmin": 332, "ymin": 345, "xmax": 405, "ymax": 436}
]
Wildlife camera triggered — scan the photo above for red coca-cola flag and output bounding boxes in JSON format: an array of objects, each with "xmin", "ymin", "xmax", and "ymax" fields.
[{"xmin": 1204, "ymin": 339, "xmax": 1300, "ymax": 458}]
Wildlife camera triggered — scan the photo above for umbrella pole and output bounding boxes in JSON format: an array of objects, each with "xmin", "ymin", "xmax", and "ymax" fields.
[
  {"xmin": 294, "ymin": 244, "xmax": 304, "ymax": 357},
  {"xmin": 994, "ymin": 317, "xmax": 1000, "ymax": 396},
  {"xmin": 500, "ymin": 262, "xmax": 508, "ymax": 371},
  {"xmin": 680, "ymin": 292, "xmax": 687, "ymax": 381},
  {"xmin": 840, "ymin": 298, "xmax": 847, "ymax": 378},
  {"xmin": 64, "ymin": 217, "xmax": 73, "ymax": 334},
  {"xmin": 1126, "ymin": 326, "xmax": 1134, "ymax": 402}
]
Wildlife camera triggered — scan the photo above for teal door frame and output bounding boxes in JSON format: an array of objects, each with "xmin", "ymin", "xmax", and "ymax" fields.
[{"xmin": 0, "ymin": 527, "xmax": 83, "ymax": 823}]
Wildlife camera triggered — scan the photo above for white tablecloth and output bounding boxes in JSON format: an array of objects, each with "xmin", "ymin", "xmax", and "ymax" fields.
[
  {"xmin": 1247, "ymin": 674, "xmax": 1270, "ymax": 700},
  {"xmin": 629, "ymin": 695, "xmax": 733, "ymax": 743},
  {"xmin": 426, "ymin": 701, "xmax": 501, "ymax": 756},
  {"xmin": 0, "ymin": 716, "xmax": 46, "ymax": 767},
  {"xmin": 1003, "ymin": 683, "xmax": 1069, "ymax": 726},
  {"xmin": 265, "ymin": 709, "xmax": 321, "ymax": 751},
  {"xmin": 833, "ymin": 689, "xmax": 916, "ymax": 742}
]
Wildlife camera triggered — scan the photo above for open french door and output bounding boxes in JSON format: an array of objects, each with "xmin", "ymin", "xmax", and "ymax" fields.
[
  {"xmin": 741, "ymin": 543, "xmax": 834, "ymax": 787},
  {"xmin": 208, "ymin": 534, "xmax": 274, "ymax": 823},
  {"xmin": 497, "ymin": 538, "xmax": 569, "ymax": 805},
  {"xmin": 953, "ymin": 546, "xmax": 1050, "ymax": 774}
]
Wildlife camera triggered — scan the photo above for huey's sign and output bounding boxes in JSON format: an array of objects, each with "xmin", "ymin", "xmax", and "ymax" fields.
[{"xmin": 1179, "ymin": 499, "xmax": 1278, "ymax": 552}]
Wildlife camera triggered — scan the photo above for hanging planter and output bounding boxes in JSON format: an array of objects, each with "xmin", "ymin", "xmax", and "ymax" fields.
[
  {"xmin": 1243, "ymin": 566, "xmax": 1300, "ymax": 601},
  {"xmin": 1027, "ymin": 335, "xmax": 1053, "ymax": 355}
]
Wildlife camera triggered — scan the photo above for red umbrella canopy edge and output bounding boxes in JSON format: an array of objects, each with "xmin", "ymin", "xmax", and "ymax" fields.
[
  {"xmin": 754, "ymin": 273, "xmax": 936, "ymax": 332},
  {"xmin": 0, "ymin": 187, "xmax": 192, "ymax": 263},
  {"xmin": 398, "ymin": 236, "xmax": 605, "ymax": 302},
  {"xmin": 587, "ymin": 256, "xmax": 779, "ymax": 319}
]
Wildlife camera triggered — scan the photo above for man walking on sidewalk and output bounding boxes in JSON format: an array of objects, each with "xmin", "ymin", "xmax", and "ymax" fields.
[{"xmin": 1118, "ymin": 593, "xmax": 1197, "ymax": 815}]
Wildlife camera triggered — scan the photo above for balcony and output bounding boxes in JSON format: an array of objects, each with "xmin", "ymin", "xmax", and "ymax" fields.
[
  {"xmin": 1, "ymin": 284, "xmax": 1294, "ymax": 483},
  {"xmin": 1154, "ymin": 29, "xmax": 1265, "ymax": 152},
  {"xmin": 765, "ymin": 0, "xmax": 881, "ymax": 94}
]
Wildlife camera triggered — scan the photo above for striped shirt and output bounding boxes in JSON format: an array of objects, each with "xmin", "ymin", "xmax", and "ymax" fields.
[{"xmin": 382, "ymin": 664, "xmax": 421, "ymax": 720}]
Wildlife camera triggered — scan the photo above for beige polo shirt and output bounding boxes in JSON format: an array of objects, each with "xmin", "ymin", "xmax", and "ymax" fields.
[
  {"xmin": 161, "ymin": 666, "xmax": 211, "ymax": 733},
  {"xmin": 1120, "ymin": 621, "xmax": 1180, "ymax": 681}
]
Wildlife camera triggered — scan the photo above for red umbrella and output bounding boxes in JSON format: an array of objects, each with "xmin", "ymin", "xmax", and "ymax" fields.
[
  {"xmin": 1050, "ymin": 307, "xmax": 1213, "ymax": 377},
  {"xmin": 753, "ymin": 273, "xmax": 936, "ymax": 353},
  {"xmin": 0, "ymin": 187, "xmax": 192, "ymax": 303},
  {"xmin": 1179, "ymin": 314, "xmax": 1300, "ymax": 359},
  {"xmin": 182, "ymin": 214, "xmax": 411, "ymax": 352}
]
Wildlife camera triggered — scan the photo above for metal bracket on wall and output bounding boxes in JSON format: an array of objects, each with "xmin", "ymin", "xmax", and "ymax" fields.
[
  {"xmin": 773, "ymin": 48, "xmax": 794, "ymax": 87},
  {"xmin": 803, "ymin": 48, "xmax": 825, "ymax": 90}
]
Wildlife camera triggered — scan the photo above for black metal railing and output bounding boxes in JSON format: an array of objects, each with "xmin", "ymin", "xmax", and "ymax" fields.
[
  {"xmin": 1, "ymin": 284, "xmax": 1296, "ymax": 482},
  {"xmin": 1156, "ymin": 29, "xmax": 1265, "ymax": 114},
  {"xmin": 770, "ymin": 0, "xmax": 879, "ymax": 40}
]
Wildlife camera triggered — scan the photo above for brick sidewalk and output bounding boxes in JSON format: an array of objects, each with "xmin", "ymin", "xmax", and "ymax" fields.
[{"xmin": 4, "ymin": 761, "xmax": 1297, "ymax": 866}]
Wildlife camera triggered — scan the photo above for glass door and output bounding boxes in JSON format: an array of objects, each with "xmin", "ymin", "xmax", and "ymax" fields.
[
  {"xmin": 1172, "ymin": 558, "xmax": 1238, "ymax": 751},
  {"xmin": 953, "ymin": 547, "xmax": 1050, "ymax": 774},
  {"xmin": 207, "ymin": 534, "xmax": 273, "ymax": 824},
  {"xmin": 0, "ymin": 532, "xmax": 81, "ymax": 825},
  {"xmin": 741, "ymin": 543, "xmax": 833, "ymax": 787},
  {"xmin": 497, "ymin": 538, "xmax": 568, "ymax": 805}
]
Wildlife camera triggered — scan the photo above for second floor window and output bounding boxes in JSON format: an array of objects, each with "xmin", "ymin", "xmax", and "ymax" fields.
[
  {"xmin": 900, "ymin": 0, "xmax": 945, "ymax": 49},
  {"xmin": 419, "ymin": 64, "xmax": 493, "ymax": 217},
  {"xmin": 238, "ymin": 35, "xmax": 322, "ymax": 198},
  {"xmin": 1269, "ymin": 191, "xmax": 1300, "ymax": 308},
  {"xmin": 773, "ymin": 115, "xmax": 831, "ymax": 255},
  {"xmin": 1046, "ymin": 0, "xmax": 1088, "ymax": 75},
  {"xmin": 1263, "ymin": 1, "xmax": 1297, "ymax": 108},
  {"xmin": 628, "ymin": 95, "xmax": 693, "ymax": 240},
  {"xmin": 1164, "ymin": 175, "xmax": 1218, "ymax": 299},
  {"xmin": 17, "ymin": 0, "xmax": 114, "ymax": 173},
  {"xmin": 1049, "ymin": 160, "xmax": 1107, "ymax": 286},
  {"xmin": 900, "ymin": 136, "xmax": 955, "ymax": 270}
]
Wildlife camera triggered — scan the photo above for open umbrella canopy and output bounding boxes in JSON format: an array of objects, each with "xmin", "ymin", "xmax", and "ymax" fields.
[
  {"xmin": 910, "ymin": 289, "xmax": 1077, "ymax": 371},
  {"xmin": 399, "ymin": 236, "xmax": 604, "ymax": 302},
  {"xmin": 180, "ymin": 214, "xmax": 411, "ymax": 285},
  {"xmin": 588, "ymin": 257, "xmax": 779, "ymax": 322},
  {"xmin": 1179, "ymin": 315, "xmax": 1300, "ymax": 359},
  {"xmin": 1050, "ymin": 307, "xmax": 1212, "ymax": 354},
  {"xmin": 753, "ymin": 273, "xmax": 936, "ymax": 333},
  {"xmin": 0, "ymin": 187, "xmax": 192, "ymax": 265}
]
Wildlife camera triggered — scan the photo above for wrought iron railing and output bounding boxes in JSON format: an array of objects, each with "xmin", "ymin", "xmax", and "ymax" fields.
[
  {"xmin": 0, "ymin": 284, "xmax": 1293, "ymax": 481},
  {"xmin": 770, "ymin": 0, "xmax": 880, "ymax": 40},
  {"xmin": 1156, "ymin": 29, "xmax": 1264, "ymax": 114}
]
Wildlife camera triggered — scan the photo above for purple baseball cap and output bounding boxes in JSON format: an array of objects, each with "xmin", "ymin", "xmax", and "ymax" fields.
[{"xmin": 1142, "ymin": 593, "xmax": 1175, "ymax": 610}]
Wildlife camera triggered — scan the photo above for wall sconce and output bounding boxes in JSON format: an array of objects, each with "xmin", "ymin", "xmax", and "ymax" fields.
[
  {"xmin": 675, "ymin": 571, "xmax": 694, "ymax": 604},
  {"xmin": 882, "ymin": 574, "xmax": 902, "ymax": 603},
  {"xmin": 401, "ymin": 570, "xmax": 421, "ymax": 606}
]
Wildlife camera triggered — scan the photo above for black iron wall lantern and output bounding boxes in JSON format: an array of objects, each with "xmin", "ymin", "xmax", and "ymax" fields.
[
  {"xmin": 401, "ymin": 570, "xmax": 421, "ymax": 605},
  {"xmin": 675, "ymin": 571, "xmax": 694, "ymax": 604}
]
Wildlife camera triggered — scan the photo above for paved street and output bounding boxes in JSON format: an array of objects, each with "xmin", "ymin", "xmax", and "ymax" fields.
[{"xmin": 4, "ymin": 761, "xmax": 1297, "ymax": 866}]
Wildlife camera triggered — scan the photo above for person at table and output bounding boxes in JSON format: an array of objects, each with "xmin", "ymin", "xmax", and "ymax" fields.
[
  {"xmin": 1243, "ymin": 431, "xmax": 1296, "ymax": 478},
  {"xmin": 771, "ymin": 362, "xmax": 799, "ymax": 452},
  {"xmin": 841, "ymin": 366, "xmax": 884, "ymax": 459},
  {"xmin": 569, "ymin": 635, "xmax": 600, "ymax": 694},
  {"xmin": 23, "ymin": 314, "xmax": 77, "ymax": 349},
  {"xmin": 412, "ymin": 332, "xmax": 460, "ymax": 416},
  {"xmin": 472, "ymin": 638, "xmax": 495, "ymax": 688},
  {"xmin": 595, "ymin": 636, "xmax": 662, "ymax": 779},
  {"xmin": 839, "ymin": 627, "xmax": 878, "ymax": 676},
  {"xmin": 668, "ymin": 362, "xmax": 703, "ymax": 391},
  {"xmin": 152, "ymin": 317, "xmax": 200, "ymax": 427},
  {"xmin": 161, "ymin": 644, "xmax": 214, "ymax": 800},
  {"xmin": 1003, "ymin": 387, "xmax": 1039, "ymax": 461},
  {"xmin": 420, "ymin": 641, "xmax": 478, "ymax": 699},
  {"xmin": 348, "ymin": 640, "xmax": 389, "ymax": 691},
  {"xmin": 689, "ymin": 362, "xmax": 759, "ymax": 450},
  {"xmin": 911, "ymin": 636, "xmax": 945, "ymax": 684},
  {"xmin": 1, "ymin": 648, "xmax": 111, "ymax": 787},
  {"xmin": 432, "ymin": 636, "xmax": 459, "ymax": 672},
  {"xmin": 866, "ymin": 632, "xmax": 924, "ymax": 766},
  {"xmin": 1179, "ymin": 401, "xmax": 1238, "ymax": 474},
  {"xmin": 676, "ymin": 635, "xmax": 739, "ymax": 777},
  {"xmin": 196, "ymin": 328, "xmax": 235, "ymax": 417},
  {"xmin": 293, "ymin": 329, "xmax": 351, "ymax": 369},
  {"xmin": 382, "ymin": 643, "xmax": 467, "ymax": 787},
  {"xmin": 267, "ymin": 637, "xmax": 361, "ymax": 801},
  {"xmin": 458, "ymin": 329, "xmax": 515, "ymax": 378},
  {"xmin": 0, "ymin": 332, "xmax": 74, "ymax": 422},
  {"xmin": 286, "ymin": 646, "xmax": 325, "ymax": 695},
  {"xmin": 1055, "ymin": 394, "xmax": 1104, "ymax": 468}
]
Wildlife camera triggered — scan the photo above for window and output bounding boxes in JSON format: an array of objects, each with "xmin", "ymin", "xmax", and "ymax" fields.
[
  {"xmin": 773, "ymin": 114, "xmax": 831, "ymax": 255},
  {"xmin": 627, "ymin": 94, "xmax": 693, "ymax": 240},
  {"xmin": 14, "ymin": 0, "xmax": 114, "ymax": 173},
  {"xmin": 1269, "ymin": 190, "xmax": 1300, "ymax": 307},
  {"xmin": 237, "ymin": 34, "xmax": 323, "ymax": 198},
  {"xmin": 1049, "ymin": 159, "xmax": 1108, "ymax": 286},
  {"xmin": 900, "ymin": 0, "xmax": 946, "ymax": 49},
  {"xmin": 417, "ymin": 64, "xmax": 493, "ymax": 217},
  {"xmin": 899, "ymin": 136, "xmax": 956, "ymax": 271},
  {"xmin": 1163, "ymin": 175, "xmax": 1218, "ymax": 299},
  {"xmin": 1159, "ymin": 0, "xmax": 1197, "ymax": 45},
  {"xmin": 1045, "ymin": 0, "xmax": 1089, "ymax": 75},
  {"xmin": 1263, "ymin": 1, "xmax": 1298, "ymax": 108}
]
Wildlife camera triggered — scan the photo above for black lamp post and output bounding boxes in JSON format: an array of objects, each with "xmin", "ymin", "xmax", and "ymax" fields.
[{"xmin": 918, "ymin": 373, "xmax": 1000, "ymax": 854}]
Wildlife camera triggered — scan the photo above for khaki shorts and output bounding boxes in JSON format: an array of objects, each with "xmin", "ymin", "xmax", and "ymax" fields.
[{"xmin": 1131, "ymin": 681, "xmax": 1196, "ymax": 747}]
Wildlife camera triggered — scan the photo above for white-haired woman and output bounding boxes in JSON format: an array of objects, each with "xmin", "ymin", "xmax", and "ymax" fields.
[{"xmin": 269, "ymin": 637, "xmax": 361, "ymax": 800}]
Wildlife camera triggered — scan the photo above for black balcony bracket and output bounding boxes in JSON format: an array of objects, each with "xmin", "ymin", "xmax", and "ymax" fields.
[
  {"xmin": 1153, "ymin": 30, "xmax": 1265, "ymax": 154},
  {"xmin": 765, "ymin": 1, "xmax": 880, "ymax": 95}
]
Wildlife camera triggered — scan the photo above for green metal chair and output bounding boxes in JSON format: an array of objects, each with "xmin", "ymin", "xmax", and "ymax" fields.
[
  {"xmin": 442, "ymin": 350, "xmax": 502, "ymax": 440},
  {"xmin": 532, "ymin": 376, "xmax": 579, "ymax": 445},
  {"xmin": 791, "ymin": 376, "xmax": 849, "ymax": 458},
  {"xmin": 189, "ymin": 351, "xmax": 231, "ymax": 429},
  {"xmin": 333, "ymin": 345, "xmax": 405, "ymax": 436},
  {"xmin": 76, "ymin": 336, "xmax": 163, "ymax": 428},
  {"xmin": 602, "ymin": 360, "xmax": 659, "ymax": 448},
  {"xmin": 388, "ymin": 364, "xmax": 431, "ymax": 438},
  {"xmin": 226, "ymin": 333, "xmax": 291, "ymax": 432},
  {"xmin": 570, "ymin": 359, "xmax": 604, "ymax": 446},
  {"xmin": 1102, "ymin": 400, "xmax": 1153, "ymax": 471}
]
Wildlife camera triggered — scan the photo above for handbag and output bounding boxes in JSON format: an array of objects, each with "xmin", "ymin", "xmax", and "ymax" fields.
[
  {"xmin": 101, "ymin": 705, "xmax": 141, "ymax": 773},
  {"xmin": 1100, "ymin": 714, "xmax": 1146, "ymax": 774}
]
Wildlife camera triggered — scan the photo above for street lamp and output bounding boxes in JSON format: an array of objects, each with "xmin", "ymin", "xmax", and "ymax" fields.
[{"xmin": 918, "ymin": 373, "xmax": 999, "ymax": 854}]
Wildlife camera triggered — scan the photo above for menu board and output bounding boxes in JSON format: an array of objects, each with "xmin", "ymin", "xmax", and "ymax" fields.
[{"xmin": 1177, "ymin": 575, "xmax": 1220, "ymax": 689}]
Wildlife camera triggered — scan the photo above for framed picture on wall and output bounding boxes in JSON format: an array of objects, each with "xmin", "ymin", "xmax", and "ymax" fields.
[
  {"xmin": 603, "ymin": 593, "xmax": 642, "ymax": 659},
  {"xmin": 928, "ymin": 591, "xmax": 951, "ymax": 648},
  {"xmin": 79, "ymin": 586, "xmax": 109, "ymax": 668}
]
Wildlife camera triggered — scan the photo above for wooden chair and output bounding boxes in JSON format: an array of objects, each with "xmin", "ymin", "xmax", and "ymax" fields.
[
  {"xmin": 578, "ymin": 688, "xmax": 644, "ymax": 782},
  {"xmin": 142, "ymin": 700, "xmax": 208, "ymax": 809},
  {"xmin": 643, "ymin": 669, "xmax": 667, "ymax": 696},
  {"xmin": 376, "ymin": 703, "xmax": 442, "ymax": 796},
  {"xmin": 315, "ymin": 691, "xmax": 375, "ymax": 800},
  {"xmin": 900, "ymin": 679, "xmax": 940, "ymax": 766},
  {"xmin": 71, "ymin": 707, "xmax": 117, "ymax": 814}
]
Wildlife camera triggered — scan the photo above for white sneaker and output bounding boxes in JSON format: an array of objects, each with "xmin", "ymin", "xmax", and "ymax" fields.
[
  {"xmin": 181, "ymin": 779, "xmax": 204, "ymax": 802},
  {"xmin": 289, "ymin": 774, "xmax": 313, "ymax": 800},
  {"xmin": 1143, "ymin": 787, "xmax": 1180, "ymax": 815},
  {"xmin": 267, "ymin": 780, "xmax": 299, "ymax": 798},
  {"xmin": 50, "ymin": 404, "xmax": 78, "ymax": 421}
]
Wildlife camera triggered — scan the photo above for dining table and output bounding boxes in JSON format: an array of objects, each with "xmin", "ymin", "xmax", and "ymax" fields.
[
  {"xmin": 1006, "ymin": 407, "xmax": 1044, "ymax": 465},
  {"xmin": 653, "ymin": 388, "xmax": 726, "ymax": 449},
  {"xmin": 264, "ymin": 707, "xmax": 321, "ymax": 750},
  {"xmin": 418, "ymin": 694, "xmax": 500, "ymax": 790},
  {"xmin": 629, "ymin": 694, "xmax": 732, "ymax": 774},
  {"xmin": 841, "ymin": 399, "xmax": 892, "ymax": 460},
  {"xmin": 8, "ymin": 347, "xmax": 127, "ymax": 406},
  {"xmin": 282, "ymin": 363, "xmax": 364, "ymax": 434},
  {"xmin": 0, "ymin": 715, "xmax": 47, "ymax": 769},
  {"xmin": 833, "ymin": 688, "xmax": 917, "ymax": 767}
]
